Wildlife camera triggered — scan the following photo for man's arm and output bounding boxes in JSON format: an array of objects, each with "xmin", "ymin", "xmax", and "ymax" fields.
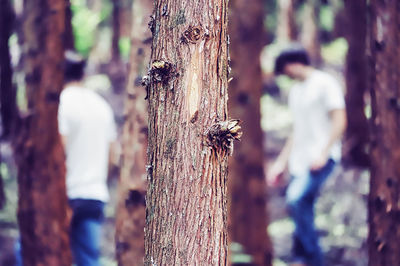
[
  {"xmin": 310, "ymin": 108, "xmax": 347, "ymax": 171},
  {"xmin": 267, "ymin": 134, "xmax": 293, "ymax": 186}
]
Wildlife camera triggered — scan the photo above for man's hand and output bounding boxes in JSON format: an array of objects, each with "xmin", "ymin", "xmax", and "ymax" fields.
[
  {"xmin": 310, "ymin": 152, "xmax": 328, "ymax": 172},
  {"xmin": 267, "ymin": 161, "xmax": 286, "ymax": 187}
]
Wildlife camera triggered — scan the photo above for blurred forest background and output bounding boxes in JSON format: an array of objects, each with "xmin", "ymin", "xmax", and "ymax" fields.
[{"xmin": 0, "ymin": 0, "xmax": 393, "ymax": 265}]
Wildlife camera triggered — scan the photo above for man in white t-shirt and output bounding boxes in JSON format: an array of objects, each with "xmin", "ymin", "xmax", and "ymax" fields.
[
  {"xmin": 268, "ymin": 47, "xmax": 347, "ymax": 266},
  {"xmin": 58, "ymin": 51, "xmax": 117, "ymax": 266}
]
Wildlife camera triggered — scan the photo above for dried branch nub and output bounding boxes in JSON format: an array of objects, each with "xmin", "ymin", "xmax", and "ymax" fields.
[
  {"xmin": 181, "ymin": 26, "xmax": 204, "ymax": 44},
  {"xmin": 206, "ymin": 119, "xmax": 242, "ymax": 157},
  {"xmin": 150, "ymin": 60, "xmax": 173, "ymax": 83}
]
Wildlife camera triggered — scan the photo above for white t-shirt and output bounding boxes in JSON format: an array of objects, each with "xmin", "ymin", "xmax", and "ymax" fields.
[
  {"xmin": 58, "ymin": 85, "xmax": 117, "ymax": 202},
  {"xmin": 288, "ymin": 70, "xmax": 345, "ymax": 177}
]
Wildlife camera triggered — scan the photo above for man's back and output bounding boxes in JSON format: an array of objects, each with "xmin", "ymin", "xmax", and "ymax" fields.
[{"xmin": 58, "ymin": 85, "xmax": 116, "ymax": 202}]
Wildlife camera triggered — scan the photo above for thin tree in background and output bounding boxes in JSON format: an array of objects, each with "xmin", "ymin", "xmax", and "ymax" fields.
[
  {"xmin": 13, "ymin": 0, "xmax": 71, "ymax": 264},
  {"xmin": 0, "ymin": 0, "xmax": 17, "ymax": 139},
  {"xmin": 228, "ymin": 0, "xmax": 272, "ymax": 265},
  {"xmin": 115, "ymin": 0, "xmax": 152, "ymax": 264},
  {"xmin": 300, "ymin": 0, "xmax": 321, "ymax": 65},
  {"xmin": 276, "ymin": 0, "xmax": 297, "ymax": 43},
  {"xmin": 342, "ymin": 0, "xmax": 370, "ymax": 167},
  {"xmin": 111, "ymin": 0, "xmax": 121, "ymax": 62},
  {"xmin": 64, "ymin": 0, "xmax": 75, "ymax": 50},
  {"xmin": 368, "ymin": 0, "xmax": 400, "ymax": 265},
  {"xmin": 145, "ymin": 0, "xmax": 240, "ymax": 264},
  {"xmin": 0, "ymin": 0, "xmax": 17, "ymax": 210}
]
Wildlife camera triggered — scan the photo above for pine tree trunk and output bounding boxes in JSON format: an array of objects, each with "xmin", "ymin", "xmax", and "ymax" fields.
[
  {"xmin": 343, "ymin": 0, "xmax": 369, "ymax": 167},
  {"xmin": 228, "ymin": 0, "xmax": 272, "ymax": 265},
  {"xmin": 300, "ymin": 0, "xmax": 321, "ymax": 65},
  {"xmin": 145, "ymin": 1, "xmax": 237, "ymax": 264},
  {"xmin": 368, "ymin": 1, "xmax": 400, "ymax": 265},
  {"xmin": 14, "ymin": 0, "xmax": 71, "ymax": 265},
  {"xmin": 276, "ymin": 0, "xmax": 297, "ymax": 43},
  {"xmin": 0, "ymin": 0, "xmax": 17, "ymax": 139},
  {"xmin": 115, "ymin": 0, "xmax": 153, "ymax": 264}
]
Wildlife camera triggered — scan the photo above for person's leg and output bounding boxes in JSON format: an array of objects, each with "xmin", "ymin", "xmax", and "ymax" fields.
[
  {"xmin": 286, "ymin": 159, "xmax": 335, "ymax": 266},
  {"xmin": 69, "ymin": 199, "xmax": 104, "ymax": 266},
  {"xmin": 70, "ymin": 218, "xmax": 102, "ymax": 266}
]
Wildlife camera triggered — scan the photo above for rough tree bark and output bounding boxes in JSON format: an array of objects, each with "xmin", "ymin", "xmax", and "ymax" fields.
[
  {"xmin": 115, "ymin": 0, "xmax": 153, "ymax": 264},
  {"xmin": 228, "ymin": 0, "xmax": 272, "ymax": 265},
  {"xmin": 276, "ymin": 0, "xmax": 297, "ymax": 43},
  {"xmin": 13, "ymin": 0, "xmax": 71, "ymax": 265},
  {"xmin": 300, "ymin": 0, "xmax": 321, "ymax": 65},
  {"xmin": 0, "ymin": 0, "xmax": 17, "ymax": 139},
  {"xmin": 343, "ymin": 0, "xmax": 370, "ymax": 167},
  {"xmin": 368, "ymin": 1, "xmax": 400, "ymax": 265},
  {"xmin": 144, "ymin": 1, "xmax": 240, "ymax": 265}
]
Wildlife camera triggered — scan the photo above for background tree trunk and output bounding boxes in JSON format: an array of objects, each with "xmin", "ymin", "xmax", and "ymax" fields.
[
  {"xmin": 14, "ymin": 0, "xmax": 71, "ymax": 265},
  {"xmin": 276, "ymin": 0, "xmax": 297, "ymax": 43},
  {"xmin": 368, "ymin": 1, "xmax": 400, "ymax": 265},
  {"xmin": 64, "ymin": 0, "xmax": 75, "ymax": 50},
  {"xmin": 343, "ymin": 0, "xmax": 370, "ymax": 167},
  {"xmin": 228, "ymin": 0, "xmax": 272, "ymax": 265},
  {"xmin": 115, "ymin": 0, "xmax": 153, "ymax": 264},
  {"xmin": 0, "ymin": 0, "xmax": 17, "ymax": 139},
  {"xmin": 145, "ymin": 1, "xmax": 236, "ymax": 264},
  {"xmin": 300, "ymin": 0, "xmax": 321, "ymax": 65},
  {"xmin": 112, "ymin": 0, "xmax": 121, "ymax": 62}
]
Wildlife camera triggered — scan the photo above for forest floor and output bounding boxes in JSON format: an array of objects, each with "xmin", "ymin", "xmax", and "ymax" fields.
[{"xmin": 0, "ymin": 73, "xmax": 369, "ymax": 266}]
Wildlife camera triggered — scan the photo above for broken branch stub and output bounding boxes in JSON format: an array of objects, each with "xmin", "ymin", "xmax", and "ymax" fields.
[{"xmin": 206, "ymin": 119, "xmax": 242, "ymax": 157}]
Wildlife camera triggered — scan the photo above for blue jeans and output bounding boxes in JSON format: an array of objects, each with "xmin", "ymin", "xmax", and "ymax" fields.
[
  {"xmin": 69, "ymin": 199, "xmax": 105, "ymax": 266},
  {"xmin": 286, "ymin": 159, "xmax": 335, "ymax": 266}
]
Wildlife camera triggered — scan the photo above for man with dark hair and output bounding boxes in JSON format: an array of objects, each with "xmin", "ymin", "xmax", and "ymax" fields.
[
  {"xmin": 58, "ymin": 51, "xmax": 117, "ymax": 266},
  {"xmin": 268, "ymin": 47, "xmax": 347, "ymax": 266}
]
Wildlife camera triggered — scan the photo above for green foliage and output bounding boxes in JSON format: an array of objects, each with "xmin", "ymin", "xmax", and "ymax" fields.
[
  {"xmin": 118, "ymin": 37, "xmax": 130, "ymax": 59},
  {"xmin": 264, "ymin": 0, "xmax": 277, "ymax": 35},
  {"xmin": 70, "ymin": 0, "xmax": 112, "ymax": 56},
  {"xmin": 319, "ymin": 5, "xmax": 335, "ymax": 32},
  {"xmin": 321, "ymin": 37, "xmax": 348, "ymax": 65}
]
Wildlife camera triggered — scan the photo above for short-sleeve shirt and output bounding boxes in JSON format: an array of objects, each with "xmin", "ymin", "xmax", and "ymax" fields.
[
  {"xmin": 58, "ymin": 85, "xmax": 117, "ymax": 202},
  {"xmin": 288, "ymin": 70, "xmax": 345, "ymax": 177}
]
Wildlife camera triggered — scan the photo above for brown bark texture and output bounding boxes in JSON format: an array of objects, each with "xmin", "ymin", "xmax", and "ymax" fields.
[
  {"xmin": 0, "ymin": 0, "xmax": 17, "ymax": 139},
  {"xmin": 115, "ymin": 0, "xmax": 153, "ymax": 264},
  {"xmin": 300, "ymin": 0, "xmax": 321, "ymax": 65},
  {"xmin": 14, "ymin": 0, "xmax": 71, "ymax": 265},
  {"xmin": 227, "ymin": 0, "xmax": 272, "ymax": 265},
  {"xmin": 368, "ymin": 1, "xmax": 400, "ymax": 265},
  {"xmin": 343, "ymin": 0, "xmax": 370, "ymax": 167},
  {"xmin": 276, "ymin": 0, "xmax": 297, "ymax": 43},
  {"xmin": 144, "ymin": 0, "xmax": 238, "ymax": 265}
]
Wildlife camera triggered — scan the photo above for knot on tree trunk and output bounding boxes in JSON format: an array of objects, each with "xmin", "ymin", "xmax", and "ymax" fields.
[{"xmin": 206, "ymin": 119, "xmax": 242, "ymax": 157}]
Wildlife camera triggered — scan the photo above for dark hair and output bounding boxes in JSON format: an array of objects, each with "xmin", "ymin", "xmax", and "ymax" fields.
[
  {"xmin": 274, "ymin": 46, "xmax": 310, "ymax": 75},
  {"xmin": 64, "ymin": 50, "xmax": 86, "ymax": 82}
]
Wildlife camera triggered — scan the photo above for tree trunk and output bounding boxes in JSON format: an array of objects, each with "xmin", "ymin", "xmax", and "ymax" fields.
[
  {"xmin": 343, "ymin": 0, "xmax": 370, "ymax": 167},
  {"xmin": 112, "ymin": 0, "xmax": 122, "ymax": 62},
  {"xmin": 115, "ymin": 0, "xmax": 153, "ymax": 264},
  {"xmin": 300, "ymin": 0, "xmax": 321, "ymax": 65},
  {"xmin": 228, "ymin": 0, "xmax": 272, "ymax": 265},
  {"xmin": 145, "ymin": 1, "xmax": 238, "ymax": 264},
  {"xmin": 276, "ymin": 0, "xmax": 297, "ymax": 43},
  {"xmin": 14, "ymin": 0, "xmax": 71, "ymax": 265},
  {"xmin": 0, "ymin": 0, "xmax": 17, "ymax": 139},
  {"xmin": 368, "ymin": 1, "xmax": 400, "ymax": 265},
  {"xmin": 64, "ymin": 0, "xmax": 75, "ymax": 50}
]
